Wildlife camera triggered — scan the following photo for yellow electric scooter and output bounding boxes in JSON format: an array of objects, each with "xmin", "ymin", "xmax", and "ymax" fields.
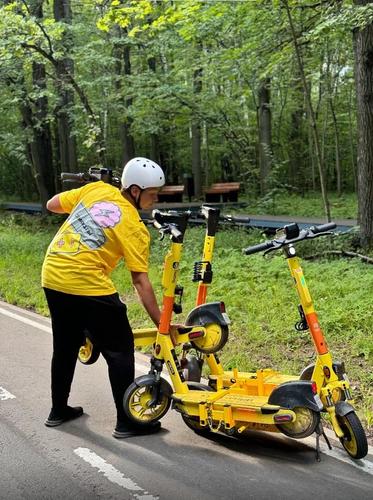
[
  {"xmin": 122, "ymin": 211, "xmax": 327, "ymax": 456},
  {"xmin": 241, "ymin": 222, "xmax": 368, "ymax": 460}
]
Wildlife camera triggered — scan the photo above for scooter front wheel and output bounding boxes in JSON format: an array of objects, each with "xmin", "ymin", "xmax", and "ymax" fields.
[
  {"xmin": 181, "ymin": 383, "xmax": 213, "ymax": 434},
  {"xmin": 123, "ymin": 377, "xmax": 172, "ymax": 426},
  {"xmin": 79, "ymin": 337, "xmax": 100, "ymax": 365},
  {"xmin": 277, "ymin": 406, "xmax": 320, "ymax": 439},
  {"xmin": 337, "ymin": 411, "xmax": 368, "ymax": 459}
]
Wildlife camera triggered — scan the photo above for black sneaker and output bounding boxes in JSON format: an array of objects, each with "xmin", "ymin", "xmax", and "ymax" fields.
[
  {"xmin": 45, "ymin": 406, "xmax": 84, "ymax": 427},
  {"xmin": 112, "ymin": 420, "xmax": 161, "ymax": 439}
]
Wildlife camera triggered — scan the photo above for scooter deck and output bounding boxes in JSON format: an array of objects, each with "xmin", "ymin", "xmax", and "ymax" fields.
[
  {"xmin": 174, "ymin": 390, "xmax": 269, "ymax": 407},
  {"xmin": 209, "ymin": 369, "xmax": 298, "ymax": 396},
  {"xmin": 172, "ymin": 388, "xmax": 295, "ymax": 430}
]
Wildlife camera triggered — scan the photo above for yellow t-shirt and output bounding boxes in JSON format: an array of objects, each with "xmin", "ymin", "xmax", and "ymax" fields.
[{"xmin": 42, "ymin": 181, "xmax": 150, "ymax": 296}]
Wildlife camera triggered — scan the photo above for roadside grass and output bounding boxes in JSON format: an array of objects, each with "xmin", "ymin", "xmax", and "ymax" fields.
[
  {"xmin": 240, "ymin": 191, "xmax": 358, "ymax": 220},
  {"xmin": 0, "ymin": 209, "xmax": 372, "ymax": 435}
]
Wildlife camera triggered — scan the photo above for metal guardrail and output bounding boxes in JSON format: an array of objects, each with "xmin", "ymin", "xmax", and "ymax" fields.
[{"xmin": 0, "ymin": 201, "xmax": 357, "ymax": 233}]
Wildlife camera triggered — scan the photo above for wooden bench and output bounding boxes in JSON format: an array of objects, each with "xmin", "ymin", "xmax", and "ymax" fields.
[
  {"xmin": 157, "ymin": 185, "xmax": 185, "ymax": 203},
  {"xmin": 204, "ymin": 182, "xmax": 241, "ymax": 202}
]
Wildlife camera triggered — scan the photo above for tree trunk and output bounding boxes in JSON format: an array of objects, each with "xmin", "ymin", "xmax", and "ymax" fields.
[
  {"xmin": 148, "ymin": 56, "xmax": 161, "ymax": 165},
  {"xmin": 353, "ymin": 0, "xmax": 373, "ymax": 248},
  {"xmin": 21, "ymin": 0, "xmax": 55, "ymax": 209},
  {"xmin": 20, "ymin": 99, "xmax": 52, "ymax": 213},
  {"xmin": 192, "ymin": 63, "xmax": 203, "ymax": 198},
  {"xmin": 348, "ymin": 85, "xmax": 358, "ymax": 192},
  {"xmin": 288, "ymin": 71, "xmax": 305, "ymax": 188},
  {"xmin": 53, "ymin": 0, "xmax": 78, "ymax": 172},
  {"xmin": 258, "ymin": 77, "xmax": 272, "ymax": 194},
  {"xmin": 283, "ymin": 0, "xmax": 331, "ymax": 220},
  {"xmin": 113, "ymin": 26, "xmax": 135, "ymax": 166},
  {"xmin": 122, "ymin": 43, "xmax": 135, "ymax": 164},
  {"xmin": 32, "ymin": 62, "xmax": 55, "ymax": 196},
  {"xmin": 329, "ymin": 99, "xmax": 342, "ymax": 196}
]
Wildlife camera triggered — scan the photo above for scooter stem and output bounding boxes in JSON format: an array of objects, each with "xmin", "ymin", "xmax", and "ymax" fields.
[
  {"xmin": 287, "ymin": 255, "xmax": 329, "ymax": 356},
  {"xmin": 159, "ymin": 241, "xmax": 183, "ymax": 334}
]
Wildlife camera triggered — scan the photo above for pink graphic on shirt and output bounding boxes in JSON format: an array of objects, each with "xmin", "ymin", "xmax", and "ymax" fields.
[{"xmin": 89, "ymin": 202, "xmax": 121, "ymax": 228}]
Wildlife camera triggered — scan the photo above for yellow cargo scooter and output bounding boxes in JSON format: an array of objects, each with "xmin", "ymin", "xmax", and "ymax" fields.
[
  {"xmin": 122, "ymin": 211, "xmax": 326, "ymax": 454},
  {"xmin": 181, "ymin": 206, "xmax": 298, "ymax": 398}
]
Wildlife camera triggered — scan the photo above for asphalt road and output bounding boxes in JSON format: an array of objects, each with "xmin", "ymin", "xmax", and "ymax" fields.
[{"xmin": 0, "ymin": 300, "xmax": 372, "ymax": 500}]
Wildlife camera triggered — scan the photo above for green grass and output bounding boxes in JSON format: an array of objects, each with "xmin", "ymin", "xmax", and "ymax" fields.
[
  {"xmin": 239, "ymin": 191, "xmax": 358, "ymax": 220},
  {"xmin": 0, "ymin": 209, "xmax": 372, "ymax": 435}
]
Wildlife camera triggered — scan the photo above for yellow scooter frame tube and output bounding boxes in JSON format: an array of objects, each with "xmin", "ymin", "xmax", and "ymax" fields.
[
  {"xmin": 243, "ymin": 223, "xmax": 368, "ymax": 458},
  {"xmin": 287, "ymin": 252, "xmax": 347, "ymax": 438},
  {"xmin": 194, "ymin": 206, "xmax": 224, "ymax": 376},
  {"xmin": 195, "ymin": 208, "xmax": 294, "ymax": 388},
  {"xmin": 151, "ymin": 210, "xmax": 199, "ymax": 395}
]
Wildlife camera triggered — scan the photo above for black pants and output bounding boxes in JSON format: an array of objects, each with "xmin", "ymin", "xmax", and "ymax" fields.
[{"xmin": 44, "ymin": 288, "xmax": 134, "ymax": 421}]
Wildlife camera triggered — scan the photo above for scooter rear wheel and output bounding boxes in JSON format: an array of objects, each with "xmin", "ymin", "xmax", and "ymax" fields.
[
  {"xmin": 277, "ymin": 406, "xmax": 320, "ymax": 439},
  {"xmin": 337, "ymin": 411, "xmax": 368, "ymax": 459},
  {"xmin": 78, "ymin": 337, "xmax": 100, "ymax": 365},
  {"xmin": 123, "ymin": 377, "xmax": 172, "ymax": 426}
]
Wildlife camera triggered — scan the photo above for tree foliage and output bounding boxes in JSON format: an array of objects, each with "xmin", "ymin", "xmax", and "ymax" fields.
[{"xmin": 0, "ymin": 0, "xmax": 372, "ymax": 244}]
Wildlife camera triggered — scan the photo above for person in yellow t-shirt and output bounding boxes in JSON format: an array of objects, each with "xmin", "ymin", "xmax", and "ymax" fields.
[{"xmin": 42, "ymin": 157, "xmax": 170, "ymax": 438}]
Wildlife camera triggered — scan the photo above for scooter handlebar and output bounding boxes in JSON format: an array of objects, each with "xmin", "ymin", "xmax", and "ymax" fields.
[
  {"xmin": 222, "ymin": 214, "xmax": 251, "ymax": 224},
  {"xmin": 152, "ymin": 210, "xmax": 186, "ymax": 242},
  {"xmin": 61, "ymin": 172, "xmax": 90, "ymax": 182},
  {"xmin": 309, "ymin": 222, "xmax": 337, "ymax": 234},
  {"xmin": 60, "ymin": 169, "xmax": 121, "ymax": 187},
  {"xmin": 243, "ymin": 240, "xmax": 274, "ymax": 255},
  {"xmin": 243, "ymin": 222, "xmax": 337, "ymax": 255}
]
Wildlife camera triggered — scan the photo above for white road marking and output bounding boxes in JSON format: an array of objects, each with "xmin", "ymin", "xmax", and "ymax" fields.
[
  {"xmin": 74, "ymin": 447, "xmax": 159, "ymax": 499},
  {"xmin": 0, "ymin": 300, "xmax": 51, "ymax": 321},
  {"xmin": 0, "ymin": 306, "xmax": 51, "ymax": 333},
  {"xmin": 319, "ymin": 442, "xmax": 373, "ymax": 475},
  {"xmin": 0, "ymin": 387, "xmax": 16, "ymax": 400}
]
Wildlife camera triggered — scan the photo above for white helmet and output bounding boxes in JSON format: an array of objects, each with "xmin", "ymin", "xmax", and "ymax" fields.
[{"xmin": 121, "ymin": 157, "xmax": 165, "ymax": 190}]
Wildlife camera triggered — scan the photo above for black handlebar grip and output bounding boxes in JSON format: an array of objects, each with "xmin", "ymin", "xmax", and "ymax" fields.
[
  {"xmin": 243, "ymin": 240, "xmax": 274, "ymax": 255},
  {"xmin": 201, "ymin": 205, "xmax": 220, "ymax": 218},
  {"xmin": 60, "ymin": 172, "xmax": 87, "ymax": 181},
  {"xmin": 201, "ymin": 205, "xmax": 220, "ymax": 236},
  {"xmin": 223, "ymin": 215, "xmax": 251, "ymax": 224},
  {"xmin": 310, "ymin": 222, "xmax": 337, "ymax": 234}
]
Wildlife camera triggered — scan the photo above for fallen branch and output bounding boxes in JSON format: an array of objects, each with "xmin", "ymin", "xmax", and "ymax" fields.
[{"xmin": 305, "ymin": 250, "xmax": 373, "ymax": 264}]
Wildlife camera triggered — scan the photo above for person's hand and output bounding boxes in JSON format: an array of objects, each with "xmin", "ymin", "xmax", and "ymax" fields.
[{"xmin": 169, "ymin": 324, "xmax": 184, "ymax": 347}]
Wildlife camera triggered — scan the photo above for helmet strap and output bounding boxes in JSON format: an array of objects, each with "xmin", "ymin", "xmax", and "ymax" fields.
[
  {"xmin": 135, "ymin": 190, "xmax": 143, "ymax": 209},
  {"xmin": 126, "ymin": 186, "xmax": 143, "ymax": 209}
]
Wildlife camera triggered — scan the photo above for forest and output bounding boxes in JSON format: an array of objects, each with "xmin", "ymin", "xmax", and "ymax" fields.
[{"xmin": 0, "ymin": 0, "xmax": 372, "ymax": 247}]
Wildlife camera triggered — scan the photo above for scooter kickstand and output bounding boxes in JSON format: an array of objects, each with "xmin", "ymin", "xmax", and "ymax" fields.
[
  {"xmin": 322, "ymin": 429, "xmax": 332, "ymax": 450},
  {"xmin": 315, "ymin": 431, "xmax": 322, "ymax": 462},
  {"xmin": 315, "ymin": 423, "xmax": 332, "ymax": 462}
]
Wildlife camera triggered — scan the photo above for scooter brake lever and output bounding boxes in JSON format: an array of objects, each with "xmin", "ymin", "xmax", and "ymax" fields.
[
  {"xmin": 307, "ymin": 230, "xmax": 335, "ymax": 240},
  {"xmin": 263, "ymin": 239, "xmax": 284, "ymax": 256}
]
